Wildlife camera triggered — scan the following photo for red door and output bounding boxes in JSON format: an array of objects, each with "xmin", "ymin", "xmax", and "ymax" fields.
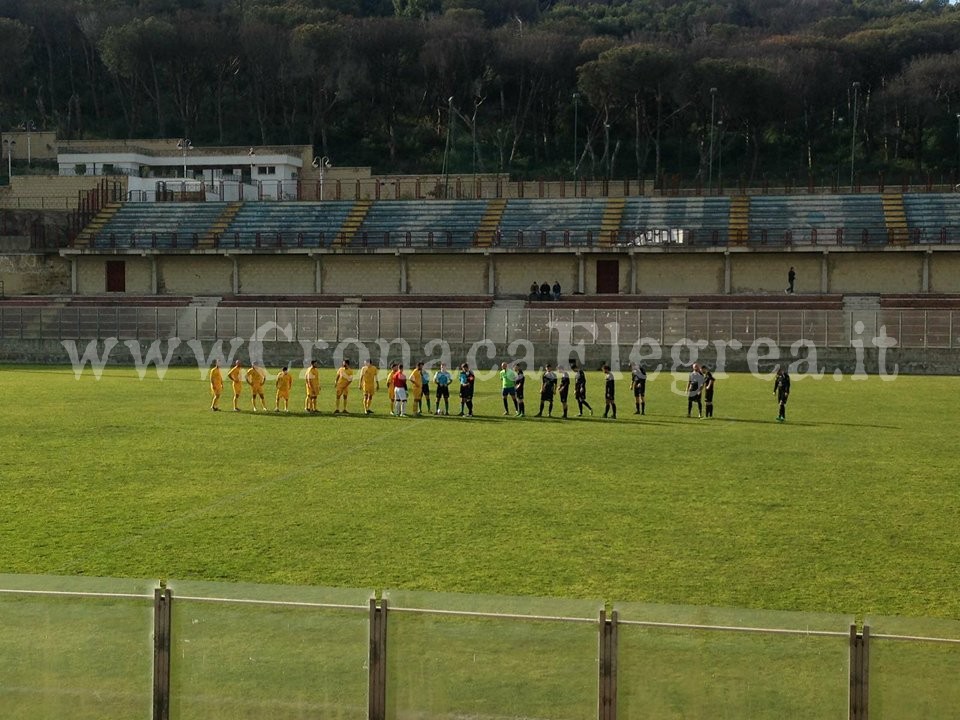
[
  {"xmin": 596, "ymin": 260, "xmax": 619, "ymax": 294},
  {"xmin": 105, "ymin": 260, "xmax": 126, "ymax": 292}
]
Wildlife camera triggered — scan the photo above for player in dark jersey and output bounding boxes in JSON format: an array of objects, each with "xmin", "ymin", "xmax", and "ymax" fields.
[
  {"xmin": 773, "ymin": 366, "xmax": 790, "ymax": 422},
  {"xmin": 536, "ymin": 364, "xmax": 558, "ymax": 417},
  {"xmin": 458, "ymin": 362, "xmax": 476, "ymax": 417},
  {"xmin": 602, "ymin": 364, "xmax": 617, "ymax": 419},
  {"xmin": 702, "ymin": 366, "xmax": 715, "ymax": 418},
  {"xmin": 557, "ymin": 366, "xmax": 571, "ymax": 419},
  {"xmin": 631, "ymin": 363, "xmax": 647, "ymax": 415},
  {"xmin": 514, "ymin": 363, "xmax": 526, "ymax": 417},
  {"xmin": 571, "ymin": 361, "xmax": 593, "ymax": 416},
  {"xmin": 686, "ymin": 364, "xmax": 704, "ymax": 418}
]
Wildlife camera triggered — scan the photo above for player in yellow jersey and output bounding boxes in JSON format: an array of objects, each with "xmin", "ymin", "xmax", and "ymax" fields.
[
  {"xmin": 409, "ymin": 361, "xmax": 425, "ymax": 415},
  {"xmin": 274, "ymin": 365, "xmax": 293, "ymax": 412},
  {"xmin": 226, "ymin": 359, "xmax": 244, "ymax": 411},
  {"xmin": 246, "ymin": 363, "xmax": 267, "ymax": 412},
  {"xmin": 208, "ymin": 360, "xmax": 223, "ymax": 411},
  {"xmin": 305, "ymin": 360, "xmax": 320, "ymax": 413},
  {"xmin": 359, "ymin": 359, "xmax": 379, "ymax": 414},
  {"xmin": 385, "ymin": 362, "xmax": 398, "ymax": 415},
  {"xmin": 334, "ymin": 359, "xmax": 354, "ymax": 413}
]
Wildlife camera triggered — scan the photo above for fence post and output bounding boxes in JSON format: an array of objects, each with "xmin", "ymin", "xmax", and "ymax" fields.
[
  {"xmin": 598, "ymin": 610, "xmax": 618, "ymax": 720},
  {"xmin": 849, "ymin": 624, "xmax": 870, "ymax": 720},
  {"xmin": 153, "ymin": 586, "xmax": 173, "ymax": 720},
  {"xmin": 368, "ymin": 598, "xmax": 388, "ymax": 720}
]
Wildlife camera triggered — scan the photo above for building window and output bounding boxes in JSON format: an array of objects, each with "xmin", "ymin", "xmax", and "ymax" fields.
[{"xmin": 258, "ymin": 166, "xmax": 276, "ymax": 175}]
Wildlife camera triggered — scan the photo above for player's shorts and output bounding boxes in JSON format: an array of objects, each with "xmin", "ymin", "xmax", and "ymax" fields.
[
  {"xmin": 559, "ymin": 388, "xmax": 569, "ymax": 403},
  {"xmin": 413, "ymin": 389, "xmax": 423, "ymax": 401},
  {"xmin": 211, "ymin": 385, "xmax": 222, "ymax": 396},
  {"xmin": 395, "ymin": 388, "xmax": 407, "ymax": 401},
  {"xmin": 501, "ymin": 387, "xmax": 516, "ymax": 397},
  {"xmin": 277, "ymin": 391, "xmax": 290, "ymax": 400},
  {"xmin": 336, "ymin": 386, "xmax": 349, "ymax": 397},
  {"xmin": 633, "ymin": 381, "xmax": 646, "ymax": 397},
  {"xmin": 704, "ymin": 391, "xmax": 714, "ymax": 403},
  {"xmin": 360, "ymin": 383, "xmax": 375, "ymax": 395},
  {"xmin": 575, "ymin": 387, "xmax": 586, "ymax": 400},
  {"xmin": 231, "ymin": 382, "xmax": 243, "ymax": 394},
  {"xmin": 516, "ymin": 388, "xmax": 525, "ymax": 400},
  {"xmin": 459, "ymin": 388, "xmax": 473, "ymax": 399},
  {"xmin": 436, "ymin": 385, "xmax": 450, "ymax": 399},
  {"xmin": 777, "ymin": 392, "xmax": 789, "ymax": 404}
]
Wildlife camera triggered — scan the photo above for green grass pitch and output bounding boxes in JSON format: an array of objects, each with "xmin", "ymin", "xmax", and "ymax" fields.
[{"xmin": 3, "ymin": 364, "xmax": 958, "ymax": 620}]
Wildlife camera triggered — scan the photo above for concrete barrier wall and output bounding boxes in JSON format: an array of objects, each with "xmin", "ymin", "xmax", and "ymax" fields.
[
  {"xmin": 0, "ymin": 337, "xmax": 942, "ymax": 375},
  {"xmin": 731, "ymin": 252, "xmax": 822, "ymax": 294},
  {"xmin": 408, "ymin": 255, "xmax": 488, "ymax": 294},
  {"xmin": 635, "ymin": 253, "xmax": 725, "ymax": 295},
  {"xmin": 239, "ymin": 255, "xmax": 315, "ymax": 294},
  {"xmin": 828, "ymin": 251, "xmax": 923, "ymax": 294},
  {"xmin": 495, "ymin": 254, "xmax": 577, "ymax": 296},
  {"xmin": 159, "ymin": 256, "xmax": 233, "ymax": 295},
  {"xmin": 0, "ymin": 254, "xmax": 70, "ymax": 294}
]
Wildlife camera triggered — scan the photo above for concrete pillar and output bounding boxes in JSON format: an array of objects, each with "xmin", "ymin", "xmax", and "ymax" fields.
[
  {"xmin": 821, "ymin": 252, "xmax": 829, "ymax": 294},
  {"xmin": 399, "ymin": 253, "xmax": 407, "ymax": 294},
  {"xmin": 149, "ymin": 255, "xmax": 158, "ymax": 295},
  {"xmin": 230, "ymin": 255, "xmax": 239, "ymax": 294},
  {"xmin": 314, "ymin": 254, "xmax": 323, "ymax": 294},
  {"xmin": 724, "ymin": 251, "xmax": 732, "ymax": 294},
  {"xmin": 487, "ymin": 253, "xmax": 495, "ymax": 296},
  {"xmin": 922, "ymin": 249, "xmax": 931, "ymax": 293},
  {"xmin": 630, "ymin": 251, "xmax": 638, "ymax": 294},
  {"xmin": 70, "ymin": 257, "xmax": 78, "ymax": 294},
  {"xmin": 577, "ymin": 253, "xmax": 585, "ymax": 294}
]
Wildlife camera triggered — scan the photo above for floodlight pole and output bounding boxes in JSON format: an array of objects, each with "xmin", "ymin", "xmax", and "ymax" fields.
[
  {"xmin": 176, "ymin": 138, "xmax": 193, "ymax": 180},
  {"xmin": 3, "ymin": 139, "xmax": 15, "ymax": 177},
  {"xmin": 708, "ymin": 87, "xmax": 717, "ymax": 193},
  {"xmin": 849, "ymin": 82, "xmax": 860, "ymax": 190}
]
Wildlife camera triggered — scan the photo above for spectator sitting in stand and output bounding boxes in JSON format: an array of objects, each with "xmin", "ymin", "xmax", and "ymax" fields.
[
  {"xmin": 552, "ymin": 281, "xmax": 561, "ymax": 301},
  {"xmin": 529, "ymin": 281, "xmax": 540, "ymax": 300},
  {"xmin": 539, "ymin": 281, "xmax": 551, "ymax": 300}
]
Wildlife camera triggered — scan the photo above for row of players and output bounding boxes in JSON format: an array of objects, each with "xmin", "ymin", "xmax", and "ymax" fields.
[{"xmin": 207, "ymin": 359, "xmax": 792, "ymax": 421}]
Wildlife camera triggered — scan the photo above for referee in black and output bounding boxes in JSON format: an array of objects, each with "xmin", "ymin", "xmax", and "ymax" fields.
[{"xmin": 774, "ymin": 366, "xmax": 790, "ymax": 422}]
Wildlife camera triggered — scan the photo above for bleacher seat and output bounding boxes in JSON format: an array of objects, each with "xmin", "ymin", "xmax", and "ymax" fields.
[
  {"xmin": 748, "ymin": 195, "xmax": 886, "ymax": 245},
  {"xmin": 498, "ymin": 198, "xmax": 608, "ymax": 246},
  {"xmin": 219, "ymin": 202, "xmax": 355, "ymax": 248},
  {"xmin": 902, "ymin": 194, "xmax": 960, "ymax": 243},
  {"xmin": 354, "ymin": 200, "xmax": 487, "ymax": 247},
  {"xmin": 93, "ymin": 202, "xmax": 226, "ymax": 248},
  {"xmin": 621, "ymin": 197, "xmax": 730, "ymax": 245}
]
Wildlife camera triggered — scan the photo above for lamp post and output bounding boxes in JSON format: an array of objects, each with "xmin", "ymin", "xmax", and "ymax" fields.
[
  {"xmin": 572, "ymin": 92, "xmax": 580, "ymax": 185},
  {"xmin": 717, "ymin": 119, "xmax": 724, "ymax": 193},
  {"xmin": 708, "ymin": 87, "xmax": 717, "ymax": 193},
  {"xmin": 312, "ymin": 155, "xmax": 331, "ymax": 200},
  {"xmin": 18, "ymin": 121, "xmax": 36, "ymax": 166},
  {"xmin": 3, "ymin": 139, "xmax": 15, "ymax": 177},
  {"xmin": 442, "ymin": 96, "xmax": 453, "ymax": 198},
  {"xmin": 849, "ymin": 82, "xmax": 860, "ymax": 190},
  {"xmin": 176, "ymin": 138, "xmax": 193, "ymax": 179}
]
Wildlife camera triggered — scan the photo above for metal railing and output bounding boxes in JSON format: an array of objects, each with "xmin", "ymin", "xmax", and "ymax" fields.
[
  {"xmin": 0, "ymin": 306, "xmax": 955, "ymax": 349},
  {"xmin": 1, "ymin": 576, "xmax": 958, "ymax": 720}
]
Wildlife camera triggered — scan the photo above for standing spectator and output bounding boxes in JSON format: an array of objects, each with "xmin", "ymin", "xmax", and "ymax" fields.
[
  {"xmin": 227, "ymin": 359, "xmax": 244, "ymax": 412},
  {"xmin": 686, "ymin": 363, "xmax": 704, "ymax": 418},
  {"xmin": 393, "ymin": 363, "xmax": 408, "ymax": 417},
  {"xmin": 552, "ymin": 280, "xmax": 562, "ymax": 301},
  {"xmin": 602, "ymin": 364, "xmax": 617, "ymax": 419},
  {"xmin": 434, "ymin": 362, "xmax": 452, "ymax": 415},
  {"xmin": 359, "ymin": 359, "xmax": 379, "ymax": 415},
  {"xmin": 572, "ymin": 361, "xmax": 593, "ymax": 416},
  {"xmin": 494, "ymin": 224, "xmax": 503, "ymax": 245},
  {"xmin": 703, "ymin": 366, "xmax": 715, "ymax": 418},
  {"xmin": 786, "ymin": 266, "xmax": 796, "ymax": 294},
  {"xmin": 514, "ymin": 363, "xmax": 527, "ymax": 417},
  {"xmin": 536, "ymin": 364, "xmax": 558, "ymax": 417},
  {"xmin": 631, "ymin": 363, "xmax": 647, "ymax": 415},
  {"xmin": 774, "ymin": 366, "xmax": 791, "ymax": 422},
  {"xmin": 275, "ymin": 365, "xmax": 293, "ymax": 412},
  {"xmin": 499, "ymin": 361, "xmax": 518, "ymax": 416},
  {"xmin": 557, "ymin": 365, "xmax": 571, "ymax": 418},
  {"xmin": 208, "ymin": 360, "xmax": 223, "ymax": 411},
  {"xmin": 539, "ymin": 281, "xmax": 551, "ymax": 300},
  {"xmin": 304, "ymin": 360, "xmax": 320, "ymax": 413},
  {"xmin": 458, "ymin": 363, "xmax": 476, "ymax": 416}
]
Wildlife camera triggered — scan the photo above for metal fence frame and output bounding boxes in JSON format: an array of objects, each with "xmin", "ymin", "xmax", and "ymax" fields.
[{"xmin": 0, "ymin": 306, "xmax": 956, "ymax": 349}]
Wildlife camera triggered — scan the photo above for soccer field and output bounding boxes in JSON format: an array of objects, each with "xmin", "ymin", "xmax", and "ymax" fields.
[{"xmin": 3, "ymin": 364, "xmax": 957, "ymax": 620}]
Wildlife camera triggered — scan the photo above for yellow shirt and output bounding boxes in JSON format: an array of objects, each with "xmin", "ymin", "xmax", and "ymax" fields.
[
  {"xmin": 209, "ymin": 366, "xmax": 223, "ymax": 392},
  {"xmin": 335, "ymin": 366, "xmax": 354, "ymax": 390},
  {"xmin": 409, "ymin": 368, "xmax": 423, "ymax": 396},
  {"xmin": 359, "ymin": 364, "xmax": 378, "ymax": 389},
  {"xmin": 227, "ymin": 365, "xmax": 243, "ymax": 389},
  {"xmin": 276, "ymin": 370, "xmax": 293, "ymax": 396},
  {"xmin": 305, "ymin": 366, "xmax": 320, "ymax": 395},
  {"xmin": 386, "ymin": 370, "xmax": 397, "ymax": 399},
  {"xmin": 246, "ymin": 366, "xmax": 265, "ymax": 390}
]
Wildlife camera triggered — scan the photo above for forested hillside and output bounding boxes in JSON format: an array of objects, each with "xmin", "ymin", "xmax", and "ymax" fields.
[{"xmin": 1, "ymin": 0, "xmax": 960, "ymax": 182}]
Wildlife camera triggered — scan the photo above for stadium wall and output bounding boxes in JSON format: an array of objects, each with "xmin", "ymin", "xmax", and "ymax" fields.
[
  {"xmin": 54, "ymin": 247, "xmax": 960, "ymax": 297},
  {"xmin": 0, "ymin": 338, "xmax": 945, "ymax": 375}
]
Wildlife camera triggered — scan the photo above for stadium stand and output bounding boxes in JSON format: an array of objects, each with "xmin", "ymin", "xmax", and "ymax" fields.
[
  {"xmin": 497, "ymin": 198, "xmax": 609, "ymax": 246},
  {"xmin": 354, "ymin": 199, "xmax": 487, "ymax": 247},
  {"xmin": 90, "ymin": 202, "xmax": 227, "ymax": 249},
  {"xmin": 621, "ymin": 197, "xmax": 731, "ymax": 245},
  {"xmin": 217, "ymin": 201, "xmax": 355, "ymax": 248},
  {"xmin": 902, "ymin": 193, "xmax": 960, "ymax": 243},
  {"xmin": 747, "ymin": 195, "xmax": 887, "ymax": 245}
]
